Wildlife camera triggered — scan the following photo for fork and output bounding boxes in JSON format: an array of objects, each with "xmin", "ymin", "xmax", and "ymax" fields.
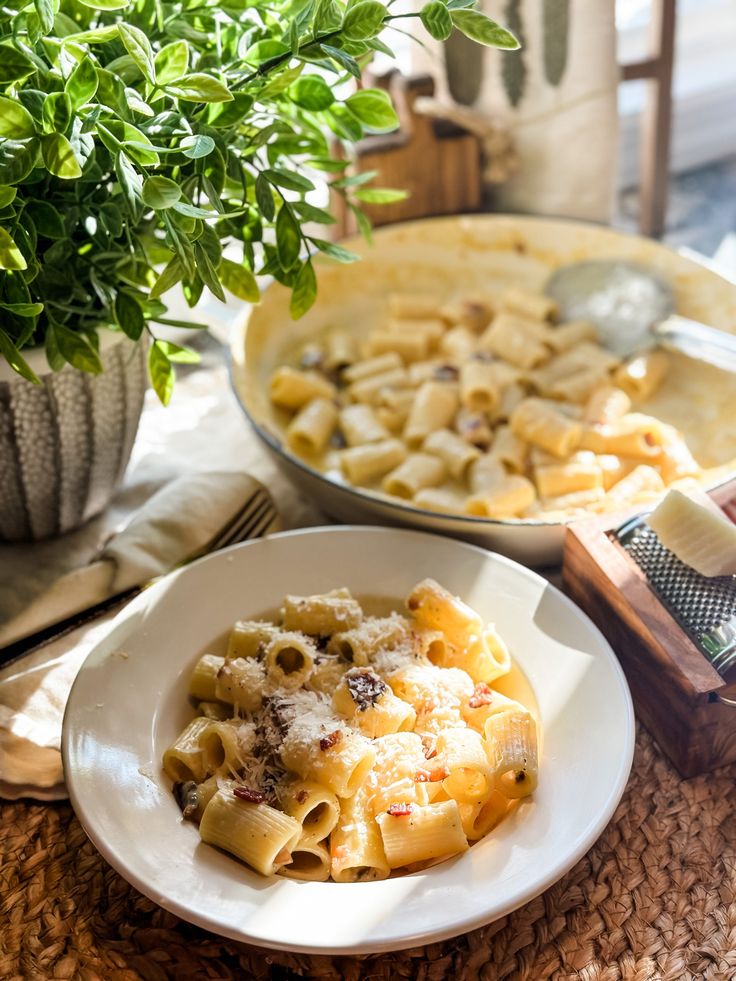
[{"xmin": 0, "ymin": 485, "xmax": 280, "ymax": 669}]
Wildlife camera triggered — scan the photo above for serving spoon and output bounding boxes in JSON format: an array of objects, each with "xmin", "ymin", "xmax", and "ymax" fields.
[{"xmin": 545, "ymin": 259, "xmax": 736, "ymax": 371}]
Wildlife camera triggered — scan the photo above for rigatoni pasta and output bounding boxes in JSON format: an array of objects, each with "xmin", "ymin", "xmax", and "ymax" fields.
[
  {"xmin": 163, "ymin": 580, "xmax": 538, "ymax": 881},
  {"xmin": 267, "ymin": 287, "xmax": 706, "ymax": 521}
]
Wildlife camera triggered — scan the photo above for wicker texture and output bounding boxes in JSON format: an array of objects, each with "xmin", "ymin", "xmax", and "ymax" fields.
[{"xmin": 2, "ymin": 726, "xmax": 736, "ymax": 981}]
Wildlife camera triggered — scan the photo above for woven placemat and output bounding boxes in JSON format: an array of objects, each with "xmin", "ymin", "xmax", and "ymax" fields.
[{"xmin": 2, "ymin": 725, "xmax": 736, "ymax": 981}]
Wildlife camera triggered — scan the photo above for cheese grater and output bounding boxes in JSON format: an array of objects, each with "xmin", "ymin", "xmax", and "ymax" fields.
[
  {"xmin": 614, "ymin": 516, "xmax": 736, "ymax": 677},
  {"xmin": 562, "ymin": 481, "xmax": 736, "ymax": 777}
]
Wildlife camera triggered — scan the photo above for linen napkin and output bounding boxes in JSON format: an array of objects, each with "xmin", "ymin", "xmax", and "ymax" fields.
[{"xmin": 0, "ymin": 471, "xmax": 280, "ymax": 801}]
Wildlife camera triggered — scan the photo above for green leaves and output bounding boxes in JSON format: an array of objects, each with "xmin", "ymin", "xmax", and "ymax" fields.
[
  {"xmin": 275, "ymin": 205, "xmax": 301, "ymax": 270},
  {"xmin": 220, "ymin": 258, "xmax": 259, "ymax": 302},
  {"xmin": 290, "ymin": 259, "xmax": 316, "ymax": 318},
  {"xmin": 115, "ymin": 290, "xmax": 145, "ymax": 340},
  {"xmin": 155, "ymin": 40, "xmax": 189, "ymax": 84},
  {"xmin": 53, "ymin": 323, "xmax": 103, "ymax": 374},
  {"xmin": 450, "ymin": 10, "xmax": 520, "ymax": 48},
  {"xmin": 42, "ymin": 133, "xmax": 82, "ymax": 178},
  {"xmin": 42, "ymin": 93, "xmax": 72, "ymax": 134},
  {"xmin": 0, "ymin": 99, "xmax": 36, "ymax": 140},
  {"xmin": 142, "ymin": 176, "xmax": 182, "ymax": 210},
  {"xmin": 168, "ymin": 74, "xmax": 233, "ymax": 103},
  {"xmin": 345, "ymin": 89, "xmax": 399, "ymax": 133},
  {"xmin": 0, "ymin": 229, "xmax": 27, "ymax": 271},
  {"xmin": 118, "ymin": 23, "xmax": 156, "ymax": 86},
  {"xmin": 289, "ymin": 76, "xmax": 335, "ymax": 111},
  {"xmin": 420, "ymin": 1, "xmax": 453, "ymax": 40},
  {"xmin": 148, "ymin": 340, "xmax": 175, "ymax": 405},
  {"xmin": 77, "ymin": 0, "xmax": 130, "ymax": 10},
  {"xmin": 342, "ymin": 1, "xmax": 386, "ymax": 40},
  {"xmin": 354, "ymin": 187, "xmax": 408, "ymax": 203},
  {"xmin": 66, "ymin": 58, "xmax": 98, "ymax": 109},
  {"xmin": 0, "ymin": 329, "xmax": 39, "ymax": 384},
  {"xmin": 0, "ymin": 44, "xmax": 35, "ymax": 84}
]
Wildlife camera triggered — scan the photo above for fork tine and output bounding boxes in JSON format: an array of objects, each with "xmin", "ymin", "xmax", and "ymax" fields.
[
  {"xmin": 217, "ymin": 496, "xmax": 277, "ymax": 549},
  {"xmin": 207, "ymin": 491, "xmax": 270, "ymax": 552}
]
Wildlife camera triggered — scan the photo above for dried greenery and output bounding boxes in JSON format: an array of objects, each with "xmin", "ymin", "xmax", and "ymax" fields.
[{"xmin": 0, "ymin": 0, "xmax": 517, "ymax": 401}]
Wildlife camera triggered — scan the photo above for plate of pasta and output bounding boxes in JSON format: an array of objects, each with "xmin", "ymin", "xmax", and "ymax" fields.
[
  {"xmin": 63, "ymin": 526, "xmax": 634, "ymax": 953},
  {"xmin": 230, "ymin": 214, "xmax": 736, "ymax": 565}
]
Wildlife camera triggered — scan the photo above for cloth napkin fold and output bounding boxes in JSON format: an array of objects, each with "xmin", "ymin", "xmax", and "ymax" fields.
[{"xmin": 0, "ymin": 471, "xmax": 280, "ymax": 801}]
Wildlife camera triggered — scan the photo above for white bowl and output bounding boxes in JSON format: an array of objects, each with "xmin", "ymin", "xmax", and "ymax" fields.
[
  {"xmin": 63, "ymin": 526, "xmax": 634, "ymax": 954},
  {"xmin": 230, "ymin": 214, "xmax": 736, "ymax": 566}
]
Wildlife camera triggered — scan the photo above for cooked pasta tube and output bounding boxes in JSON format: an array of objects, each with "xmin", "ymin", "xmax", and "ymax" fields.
[
  {"xmin": 342, "ymin": 353, "xmax": 403, "ymax": 385},
  {"xmin": 270, "ymin": 367, "xmax": 336, "ymax": 410},
  {"xmin": 163, "ymin": 717, "xmax": 214, "ymax": 783},
  {"xmin": 340, "ymin": 438, "xmax": 407, "ymax": 484},
  {"xmin": 468, "ymin": 454, "xmax": 506, "ymax": 495},
  {"xmin": 596, "ymin": 454, "xmax": 637, "ymax": 491},
  {"xmin": 413, "ymin": 487, "xmax": 468, "ymax": 515},
  {"xmin": 263, "ymin": 633, "xmax": 317, "ymax": 690},
  {"xmin": 377, "ymin": 800, "xmax": 468, "ymax": 869},
  {"xmin": 281, "ymin": 722, "xmax": 376, "ymax": 799},
  {"xmin": 545, "ymin": 367, "xmax": 608, "ymax": 404},
  {"xmin": 534, "ymin": 452, "xmax": 603, "ymax": 498},
  {"xmin": 199, "ymin": 718, "xmax": 257, "ymax": 776},
  {"xmin": 348, "ymin": 367, "xmax": 410, "ymax": 404},
  {"xmin": 227, "ymin": 620, "xmax": 279, "ymax": 660},
  {"xmin": 324, "ymin": 330, "xmax": 358, "ymax": 372},
  {"xmin": 606, "ymin": 464, "xmax": 665, "ymax": 503},
  {"xmin": 282, "ymin": 588, "xmax": 362, "ymax": 635},
  {"xmin": 406, "ymin": 579, "xmax": 483, "ymax": 651},
  {"xmin": 656, "ymin": 437, "xmax": 700, "ymax": 483},
  {"xmin": 338, "ymin": 404, "xmax": 390, "ymax": 446},
  {"xmin": 459, "ymin": 360, "xmax": 502, "ymax": 413},
  {"xmin": 460, "ymin": 627, "xmax": 512, "ymax": 684},
  {"xmin": 326, "ymin": 614, "xmax": 410, "ymax": 666},
  {"xmin": 366, "ymin": 329, "xmax": 431, "ymax": 363},
  {"xmin": 439, "ymin": 325, "xmax": 476, "ymax": 360},
  {"xmin": 403, "ymin": 381, "xmax": 459, "ymax": 448},
  {"xmin": 478, "ymin": 313, "xmax": 550, "ymax": 369},
  {"xmin": 545, "ymin": 320, "xmax": 598, "ymax": 352},
  {"xmin": 439, "ymin": 296, "xmax": 494, "ymax": 331},
  {"xmin": 458, "ymin": 792, "xmax": 511, "ymax": 840},
  {"xmin": 198, "ymin": 701, "xmax": 230, "ymax": 721},
  {"xmin": 332, "ymin": 667, "xmax": 416, "ymax": 738},
  {"xmin": 286, "ymin": 398, "xmax": 338, "ymax": 455},
  {"xmin": 382, "ymin": 452, "xmax": 446, "ymax": 499},
  {"xmin": 501, "ymin": 287, "xmax": 557, "ymax": 323},
  {"xmin": 375, "ymin": 406, "xmax": 409, "ymax": 433},
  {"xmin": 540, "ymin": 488, "xmax": 606, "ymax": 512},
  {"xmin": 461, "ymin": 687, "xmax": 525, "ymax": 732},
  {"xmin": 510, "ymin": 398, "xmax": 582, "ymax": 457},
  {"xmin": 279, "ymin": 780, "xmax": 340, "ymax": 844},
  {"xmin": 331, "ymin": 789, "xmax": 390, "ymax": 882},
  {"xmin": 455, "ymin": 407, "xmax": 494, "ymax": 450},
  {"xmin": 580, "ymin": 417, "xmax": 662, "ymax": 458},
  {"xmin": 364, "ymin": 731, "xmax": 428, "ymax": 816},
  {"xmin": 199, "ymin": 788, "xmax": 301, "ymax": 876},
  {"xmin": 423, "ymin": 428, "xmax": 480, "ymax": 479},
  {"xmin": 279, "ymin": 838, "xmax": 331, "ymax": 881},
  {"xmin": 389, "ymin": 664, "xmax": 473, "ymax": 734},
  {"xmin": 490, "ymin": 425, "xmax": 527, "ymax": 472},
  {"xmin": 189, "ymin": 654, "xmax": 224, "ymax": 702},
  {"xmin": 215, "ymin": 657, "xmax": 267, "ymax": 713},
  {"xmin": 437, "ymin": 727, "xmax": 494, "ymax": 804},
  {"xmin": 489, "ymin": 381, "xmax": 526, "ymax": 424},
  {"xmin": 416, "ymin": 629, "xmax": 450, "ymax": 666},
  {"xmin": 389, "ymin": 318, "xmax": 445, "ymax": 347},
  {"xmin": 583, "ymin": 386, "xmax": 632, "ymax": 426},
  {"xmin": 193, "ymin": 774, "xmax": 220, "ymax": 818},
  {"xmin": 614, "ymin": 350, "xmax": 669, "ymax": 400},
  {"xmin": 485, "ymin": 709, "xmax": 538, "ymax": 799},
  {"xmin": 307, "ymin": 655, "xmax": 348, "ymax": 694},
  {"xmin": 388, "ymin": 293, "xmax": 442, "ymax": 320},
  {"xmin": 465, "ymin": 475, "xmax": 536, "ymax": 518}
]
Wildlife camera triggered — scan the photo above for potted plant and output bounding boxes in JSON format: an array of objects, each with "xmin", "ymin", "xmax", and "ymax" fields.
[{"xmin": 0, "ymin": 0, "xmax": 517, "ymax": 541}]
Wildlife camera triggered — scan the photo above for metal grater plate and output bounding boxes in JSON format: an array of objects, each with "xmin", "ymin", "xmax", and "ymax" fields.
[{"xmin": 614, "ymin": 518, "xmax": 736, "ymax": 675}]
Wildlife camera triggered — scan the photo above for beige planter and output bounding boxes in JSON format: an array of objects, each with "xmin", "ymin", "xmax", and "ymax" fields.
[{"xmin": 0, "ymin": 331, "xmax": 147, "ymax": 542}]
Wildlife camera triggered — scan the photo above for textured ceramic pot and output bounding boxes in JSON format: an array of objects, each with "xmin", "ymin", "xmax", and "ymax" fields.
[{"xmin": 0, "ymin": 331, "xmax": 147, "ymax": 542}]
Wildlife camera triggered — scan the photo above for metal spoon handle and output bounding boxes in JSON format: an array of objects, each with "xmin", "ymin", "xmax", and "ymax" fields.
[{"xmin": 653, "ymin": 315, "xmax": 736, "ymax": 373}]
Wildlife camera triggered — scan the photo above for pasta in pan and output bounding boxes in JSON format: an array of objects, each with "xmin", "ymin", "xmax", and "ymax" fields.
[
  {"xmin": 269, "ymin": 287, "xmax": 710, "ymax": 520},
  {"xmin": 164, "ymin": 580, "xmax": 538, "ymax": 881}
]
